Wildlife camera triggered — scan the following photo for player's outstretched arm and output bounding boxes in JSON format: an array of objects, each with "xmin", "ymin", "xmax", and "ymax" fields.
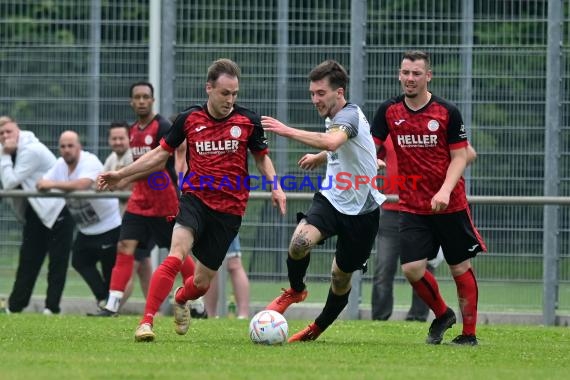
[
  {"xmin": 261, "ymin": 116, "xmax": 347, "ymax": 151},
  {"xmin": 97, "ymin": 146, "xmax": 170, "ymax": 191},
  {"xmin": 253, "ymin": 153, "xmax": 286, "ymax": 215}
]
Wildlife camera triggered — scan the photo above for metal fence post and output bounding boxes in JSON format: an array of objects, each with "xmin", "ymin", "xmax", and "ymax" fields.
[
  {"xmin": 346, "ymin": 0, "xmax": 366, "ymax": 320},
  {"xmin": 543, "ymin": 0, "xmax": 563, "ymax": 326},
  {"xmin": 275, "ymin": 0, "xmax": 290, "ymax": 275},
  {"xmin": 88, "ymin": 0, "xmax": 101, "ymax": 157},
  {"xmin": 160, "ymin": 0, "xmax": 176, "ymax": 119},
  {"xmin": 149, "ymin": 0, "xmax": 161, "ymax": 112},
  {"xmin": 460, "ymin": 0, "xmax": 474, "ymax": 193}
]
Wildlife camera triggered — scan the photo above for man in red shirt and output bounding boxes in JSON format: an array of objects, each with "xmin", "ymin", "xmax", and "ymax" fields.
[
  {"xmin": 98, "ymin": 59, "xmax": 286, "ymax": 342},
  {"xmin": 372, "ymin": 135, "xmax": 477, "ymax": 322},
  {"xmin": 90, "ymin": 82, "xmax": 195, "ymax": 316},
  {"xmin": 371, "ymin": 50, "xmax": 486, "ymax": 346}
]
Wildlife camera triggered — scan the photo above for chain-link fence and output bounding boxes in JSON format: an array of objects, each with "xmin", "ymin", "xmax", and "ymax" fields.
[{"xmin": 0, "ymin": 0, "xmax": 569, "ymax": 317}]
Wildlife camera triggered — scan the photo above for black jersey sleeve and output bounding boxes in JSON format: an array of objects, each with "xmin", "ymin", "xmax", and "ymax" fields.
[
  {"xmin": 446, "ymin": 104, "xmax": 467, "ymax": 145},
  {"xmin": 162, "ymin": 106, "xmax": 201, "ymax": 150},
  {"xmin": 156, "ymin": 114, "xmax": 172, "ymax": 142},
  {"xmin": 371, "ymin": 100, "xmax": 392, "ymax": 142},
  {"xmin": 236, "ymin": 106, "xmax": 268, "ymax": 153}
]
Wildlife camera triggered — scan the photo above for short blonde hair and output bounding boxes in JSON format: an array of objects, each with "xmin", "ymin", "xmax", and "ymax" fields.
[{"xmin": 0, "ymin": 116, "xmax": 15, "ymax": 127}]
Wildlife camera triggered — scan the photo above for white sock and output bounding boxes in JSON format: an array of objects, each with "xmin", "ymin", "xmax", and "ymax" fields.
[{"xmin": 105, "ymin": 291, "xmax": 124, "ymax": 312}]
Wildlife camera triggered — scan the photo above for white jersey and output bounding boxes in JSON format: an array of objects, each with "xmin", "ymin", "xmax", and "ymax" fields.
[
  {"xmin": 321, "ymin": 103, "xmax": 386, "ymax": 215},
  {"xmin": 43, "ymin": 151, "xmax": 121, "ymax": 235}
]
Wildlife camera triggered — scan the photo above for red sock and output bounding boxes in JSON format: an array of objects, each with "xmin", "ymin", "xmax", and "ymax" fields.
[
  {"xmin": 180, "ymin": 255, "xmax": 196, "ymax": 282},
  {"xmin": 174, "ymin": 275, "xmax": 209, "ymax": 304},
  {"xmin": 454, "ymin": 268, "xmax": 478, "ymax": 336},
  {"xmin": 140, "ymin": 256, "xmax": 181, "ymax": 325},
  {"xmin": 109, "ymin": 252, "xmax": 135, "ymax": 291},
  {"xmin": 410, "ymin": 270, "xmax": 448, "ymax": 317}
]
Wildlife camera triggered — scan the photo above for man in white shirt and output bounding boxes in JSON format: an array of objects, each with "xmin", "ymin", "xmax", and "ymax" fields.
[
  {"xmin": 37, "ymin": 131, "xmax": 122, "ymax": 311},
  {"xmin": 0, "ymin": 116, "xmax": 75, "ymax": 315},
  {"xmin": 102, "ymin": 121, "xmax": 153, "ymax": 307}
]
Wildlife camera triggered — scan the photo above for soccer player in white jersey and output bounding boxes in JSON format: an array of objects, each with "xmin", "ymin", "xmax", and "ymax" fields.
[
  {"xmin": 261, "ymin": 60, "xmax": 385, "ymax": 342},
  {"xmin": 37, "ymin": 131, "xmax": 122, "ymax": 311}
]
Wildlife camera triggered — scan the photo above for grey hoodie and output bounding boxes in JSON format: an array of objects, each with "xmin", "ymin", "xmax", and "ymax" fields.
[{"xmin": 0, "ymin": 130, "xmax": 65, "ymax": 228}]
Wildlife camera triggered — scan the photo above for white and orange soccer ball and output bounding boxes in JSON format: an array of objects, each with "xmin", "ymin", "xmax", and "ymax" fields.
[{"xmin": 248, "ymin": 310, "xmax": 288, "ymax": 345}]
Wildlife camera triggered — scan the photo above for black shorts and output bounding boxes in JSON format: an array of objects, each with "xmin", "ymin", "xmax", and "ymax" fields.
[
  {"xmin": 176, "ymin": 193, "xmax": 241, "ymax": 271},
  {"xmin": 399, "ymin": 209, "xmax": 487, "ymax": 266},
  {"xmin": 134, "ymin": 238, "xmax": 154, "ymax": 261},
  {"xmin": 72, "ymin": 226, "xmax": 120, "ymax": 255},
  {"xmin": 303, "ymin": 192, "xmax": 380, "ymax": 273},
  {"xmin": 119, "ymin": 211, "xmax": 174, "ymax": 249}
]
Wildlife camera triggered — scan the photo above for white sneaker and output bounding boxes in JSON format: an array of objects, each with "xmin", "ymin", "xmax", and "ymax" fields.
[
  {"xmin": 173, "ymin": 287, "xmax": 191, "ymax": 335},
  {"xmin": 189, "ymin": 296, "xmax": 207, "ymax": 319},
  {"xmin": 135, "ymin": 323, "xmax": 155, "ymax": 342},
  {"xmin": 0, "ymin": 298, "xmax": 9, "ymax": 314}
]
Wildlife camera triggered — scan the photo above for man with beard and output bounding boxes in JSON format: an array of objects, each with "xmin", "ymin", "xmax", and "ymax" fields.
[{"xmin": 37, "ymin": 131, "xmax": 121, "ymax": 312}]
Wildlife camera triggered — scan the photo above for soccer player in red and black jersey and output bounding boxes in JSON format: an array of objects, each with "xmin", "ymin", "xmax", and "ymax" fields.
[
  {"xmin": 371, "ymin": 135, "xmax": 477, "ymax": 322},
  {"xmin": 90, "ymin": 82, "xmax": 196, "ymax": 317},
  {"xmin": 98, "ymin": 59, "xmax": 286, "ymax": 342},
  {"xmin": 371, "ymin": 51, "xmax": 486, "ymax": 346}
]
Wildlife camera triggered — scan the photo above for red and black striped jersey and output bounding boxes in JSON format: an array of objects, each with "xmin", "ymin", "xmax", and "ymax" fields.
[
  {"xmin": 126, "ymin": 114, "xmax": 179, "ymax": 217},
  {"xmin": 372, "ymin": 94, "xmax": 469, "ymax": 214},
  {"xmin": 160, "ymin": 104, "xmax": 269, "ymax": 216}
]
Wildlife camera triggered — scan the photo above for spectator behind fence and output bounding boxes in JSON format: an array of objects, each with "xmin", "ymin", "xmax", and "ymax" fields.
[
  {"xmin": 89, "ymin": 82, "xmax": 195, "ymax": 317},
  {"xmin": 103, "ymin": 121, "xmax": 154, "ymax": 309},
  {"xmin": 36, "ymin": 131, "xmax": 122, "ymax": 312},
  {"xmin": 0, "ymin": 116, "xmax": 75, "ymax": 315},
  {"xmin": 372, "ymin": 136, "xmax": 477, "ymax": 322},
  {"xmin": 371, "ymin": 50, "xmax": 486, "ymax": 346},
  {"xmin": 203, "ymin": 234, "xmax": 250, "ymax": 319},
  {"xmin": 261, "ymin": 60, "xmax": 385, "ymax": 342}
]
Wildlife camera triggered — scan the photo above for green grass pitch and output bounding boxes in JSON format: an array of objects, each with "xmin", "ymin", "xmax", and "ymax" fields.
[{"xmin": 1, "ymin": 314, "xmax": 569, "ymax": 380}]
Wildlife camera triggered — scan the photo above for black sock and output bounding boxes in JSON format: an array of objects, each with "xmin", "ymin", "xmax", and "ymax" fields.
[
  {"xmin": 315, "ymin": 287, "xmax": 350, "ymax": 331},
  {"xmin": 287, "ymin": 254, "xmax": 310, "ymax": 292}
]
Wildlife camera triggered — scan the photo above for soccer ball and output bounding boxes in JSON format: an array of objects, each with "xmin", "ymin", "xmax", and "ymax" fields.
[{"xmin": 248, "ymin": 310, "xmax": 288, "ymax": 345}]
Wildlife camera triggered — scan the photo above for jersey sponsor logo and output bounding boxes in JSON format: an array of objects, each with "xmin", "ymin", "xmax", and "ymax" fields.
[
  {"xmin": 427, "ymin": 120, "xmax": 440, "ymax": 131},
  {"xmin": 132, "ymin": 146, "xmax": 152, "ymax": 157},
  {"xmin": 144, "ymin": 135, "xmax": 153, "ymax": 145},
  {"xmin": 230, "ymin": 125, "xmax": 242, "ymax": 138},
  {"xmin": 394, "ymin": 119, "xmax": 406, "ymax": 126},
  {"xmin": 195, "ymin": 125, "xmax": 207, "ymax": 132},
  {"xmin": 195, "ymin": 140, "xmax": 239, "ymax": 155},
  {"xmin": 397, "ymin": 134, "xmax": 438, "ymax": 148}
]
